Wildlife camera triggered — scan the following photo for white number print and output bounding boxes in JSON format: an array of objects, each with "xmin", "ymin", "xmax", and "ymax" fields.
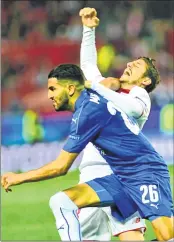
[
  {"xmin": 107, "ymin": 101, "xmax": 117, "ymax": 115},
  {"xmin": 149, "ymin": 185, "xmax": 159, "ymax": 202},
  {"xmin": 140, "ymin": 185, "xmax": 159, "ymax": 204},
  {"xmin": 121, "ymin": 112, "xmax": 140, "ymax": 135},
  {"xmin": 89, "ymin": 93, "xmax": 100, "ymax": 104},
  {"xmin": 140, "ymin": 185, "xmax": 149, "ymax": 204},
  {"xmin": 106, "ymin": 102, "xmax": 140, "ymax": 134}
]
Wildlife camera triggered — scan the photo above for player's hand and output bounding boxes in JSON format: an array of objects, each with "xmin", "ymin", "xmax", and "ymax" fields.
[
  {"xmin": 1, "ymin": 172, "xmax": 23, "ymax": 192},
  {"xmin": 100, "ymin": 77, "xmax": 121, "ymax": 91},
  {"xmin": 79, "ymin": 8, "xmax": 99, "ymax": 28},
  {"xmin": 85, "ymin": 80, "xmax": 92, "ymax": 89}
]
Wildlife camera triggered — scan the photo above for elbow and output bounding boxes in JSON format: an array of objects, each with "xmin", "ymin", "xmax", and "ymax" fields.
[
  {"xmin": 131, "ymin": 109, "xmax": 143, "ymax": 119},
  {"xmin": 51, "ymin": 160, "xmax": 69, "ymax": 177},
  {"xmin": 61, "ymin": 169, "xmax": 68, "ymax": 176},
  {"xmin": 58, "ymin": 166, "xmax": 68, "ymax": 176},
  {"xmin": 58, "ymin": 163, "xmax": 69, "ymax": 176}
]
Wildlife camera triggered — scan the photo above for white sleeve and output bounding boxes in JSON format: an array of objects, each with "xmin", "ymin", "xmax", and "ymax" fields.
[
  {"xmin": 92, "ymin": 82, "xmax": 147, "ymax": 118},
  {"xmin": 129, "ymin": 86, "xmax": 151, "ymax": 118},
  {"xmin": 80, "ymin": 26, "xmax": 105, "ymax": 83}
]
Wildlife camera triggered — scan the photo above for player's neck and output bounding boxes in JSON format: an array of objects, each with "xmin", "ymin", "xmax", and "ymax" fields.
[
  {"xmin": 120, "ymin": 83, "xmax": 135, "ymax": 91},
  {"xmin": 68, "ymin": 89, "xmax": 84, "ymax": 112}
]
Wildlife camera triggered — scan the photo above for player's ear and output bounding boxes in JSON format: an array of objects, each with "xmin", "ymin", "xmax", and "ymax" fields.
[
  {"xmin": 142, "ymin": 77, "xmax": 151, "ymax": 87},
  {"xmin": 68, "ymin": 84, "xmax": 76, "ymax": 96}
]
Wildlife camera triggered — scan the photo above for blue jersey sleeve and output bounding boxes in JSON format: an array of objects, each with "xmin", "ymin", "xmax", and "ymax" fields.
[{"xmin": 63, "ymin": 98, "xmax": 111, "ymax": 153}]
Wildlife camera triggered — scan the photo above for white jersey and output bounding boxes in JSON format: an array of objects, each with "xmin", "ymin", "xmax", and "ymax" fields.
[{"xmin": 79, "ymin": 26, "xmax": 151, "ymax": 175}]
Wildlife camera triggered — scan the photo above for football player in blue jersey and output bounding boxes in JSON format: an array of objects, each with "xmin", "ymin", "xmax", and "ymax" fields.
[{"xmin": 1, "ymin": 64, "xmax": 173, "ymax": 241}]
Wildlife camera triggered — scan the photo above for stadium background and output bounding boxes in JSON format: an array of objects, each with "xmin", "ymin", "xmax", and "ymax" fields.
[{"xmin": 1, "ymin": 0, "xmax": 173, "ymax": 240}]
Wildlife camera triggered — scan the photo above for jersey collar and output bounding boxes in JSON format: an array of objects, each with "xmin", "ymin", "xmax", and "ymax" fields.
[{"xmin": 118, "ymin": 88, "xmax": 130, "ymax": 94}]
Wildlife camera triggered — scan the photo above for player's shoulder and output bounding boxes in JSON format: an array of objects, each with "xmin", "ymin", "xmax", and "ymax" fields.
[
  {"xmin": 130, "ymin": 86, "xmax": 151, "ymax": 107},
  {"xmin": 72, "ymin": 90, "xmax": 111, "ymax": 133},
  {"xmin": 83, "ymin": 89, "xmax": 109, "ymax": 114},
  {"xmin": 130, "ymin": 86, "xmax": 149, "ymax": 98}
]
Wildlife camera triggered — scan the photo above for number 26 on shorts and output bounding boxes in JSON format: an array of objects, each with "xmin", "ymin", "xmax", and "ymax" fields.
[{"xmin": 140, "ymin": 184, "xmax": 159, "ymax": 204}]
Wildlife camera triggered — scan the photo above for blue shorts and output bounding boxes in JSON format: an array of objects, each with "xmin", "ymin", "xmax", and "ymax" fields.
[
  {"xmin": 86, "ymin": 174, "xmax": 139, "ymax": 222},
  {"xmin": 119, "ymin": 174, "xmax": 174, "ymax": 221},
  {"xmin": 86, "ymin": 174, "xmax": 173, "ymax": 222}
]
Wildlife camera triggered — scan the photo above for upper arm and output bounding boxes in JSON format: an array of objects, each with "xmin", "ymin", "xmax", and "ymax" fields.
[
  {"xmin": 81, "ymin": 64, "xmax": 105, "ymax": 83},
  {"xmin": 80, "ymin": 26, "xmax": 105, "ymax": 83}
]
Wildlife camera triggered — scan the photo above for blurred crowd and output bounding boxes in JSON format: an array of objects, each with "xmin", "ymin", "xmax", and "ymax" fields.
[{"xmin": 2, "ymin": 0, "xmax": 174, "ymax": 113}]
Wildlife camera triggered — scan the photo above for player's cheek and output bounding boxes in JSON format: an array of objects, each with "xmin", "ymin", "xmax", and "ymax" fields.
[{"xmin": 55, "ymin": 93, "xmax": 61, "ymax": 103}]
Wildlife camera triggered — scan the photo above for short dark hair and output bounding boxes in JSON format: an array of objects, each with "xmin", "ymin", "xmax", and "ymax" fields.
[
  {"xmin": 48, "ymin": 64, "xmax": 85, "ymax": 85},
  {"xmin": 138, "ymin": 57, "xmax": 160, "ymax": 93}
]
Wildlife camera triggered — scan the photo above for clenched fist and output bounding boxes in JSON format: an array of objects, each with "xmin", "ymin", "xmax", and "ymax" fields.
[
  {"xmin": 1, "ymin": 172, "xmax": 24, "ymax": 192},
  {"xmin": 79, "ymin": 7, "xmax": 99, "ymax": 28}
]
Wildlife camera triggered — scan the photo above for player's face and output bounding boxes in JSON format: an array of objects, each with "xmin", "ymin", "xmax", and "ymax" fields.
[
  {"xmin": 120, "ymin": 59, "xmax": 147, "ymax": 85},
  {"xmin": 48, "ymin": 78, "xmax": 69, "ymax": 111}
]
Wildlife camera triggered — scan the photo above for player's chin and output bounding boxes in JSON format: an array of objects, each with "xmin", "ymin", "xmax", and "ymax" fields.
[
  {"xmin": 54, "ymin": 106, "xmax": 62, "ymax": 112},
  {"xmin": 55, "ymin": 104, "xmax": 67, "ymax": 112},
  {"xmin": 120, "ymin": 77, "xmax": 128, "ymax": 83},
  {"xmin": 53, "ymin": 103, "xmax": 61, "ymax": 111},
  {"xmin": 120, "ymin": 73, "xmax": 130, "ymax": 82},
  {"xmin": 54, "ymin": 99, "xmax": 69, "ymax": 112}
]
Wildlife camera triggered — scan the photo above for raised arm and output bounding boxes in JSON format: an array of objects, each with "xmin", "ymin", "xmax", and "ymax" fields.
[
  {"xmin": 80, "ymin": 8, "xmax": 104, "ymax": 82},
  {"xmin": 80, "ymin": 8, "xmax": 150, "ymax": 122}
]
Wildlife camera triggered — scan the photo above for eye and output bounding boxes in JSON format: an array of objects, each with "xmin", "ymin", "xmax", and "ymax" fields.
[
  {"xmin": 135, "ymin": 63, "xmax": 140, "ymax": 68},
  {"xmin": 49, "ymin": 86, "xmax": 56, "ymax": 91}
]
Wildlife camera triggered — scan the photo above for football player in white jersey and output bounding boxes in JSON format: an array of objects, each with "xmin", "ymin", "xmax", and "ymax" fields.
[{"xmin": 78, "ymin": 7, "xmax": 160, "ymax": 241}]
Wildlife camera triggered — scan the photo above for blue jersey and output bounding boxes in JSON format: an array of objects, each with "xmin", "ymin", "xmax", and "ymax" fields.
[{"xmin": 63, "ymin": 89, "xmax": 169, "ymax": 179}]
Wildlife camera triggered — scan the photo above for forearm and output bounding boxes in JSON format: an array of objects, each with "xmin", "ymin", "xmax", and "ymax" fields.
[
  {"xmin": 19, "ymin": 160, "xmax": 64, "ymax": 183},
  {"xmin": 81, "ymin": 26, "xmax": 96, "ymax": 66},
  {"xmin": 92, "ymin": 83, "xmax": 143, "ymax": 118},
  {"xmin": 18, "ymin": 151, "xmax": 78, "ymax": 184},
  {"xmin": 80, "ymin": 26, "xmax": 104, "ymax": 82}
]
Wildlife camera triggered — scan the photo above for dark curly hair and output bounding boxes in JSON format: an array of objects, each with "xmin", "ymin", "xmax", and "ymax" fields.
[
  {"xmin": 48, "ymin": 64, "xmax": 85, "ymax": 85},
  {"xmin": 138, "ymin": 57, "xmax": 160, "ymax": 93}
]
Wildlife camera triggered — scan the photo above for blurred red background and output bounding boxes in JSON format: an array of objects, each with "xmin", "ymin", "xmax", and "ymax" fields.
[{"xmin": 1, "ymin": 0, "xmax": 173, "ymax": 114}]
